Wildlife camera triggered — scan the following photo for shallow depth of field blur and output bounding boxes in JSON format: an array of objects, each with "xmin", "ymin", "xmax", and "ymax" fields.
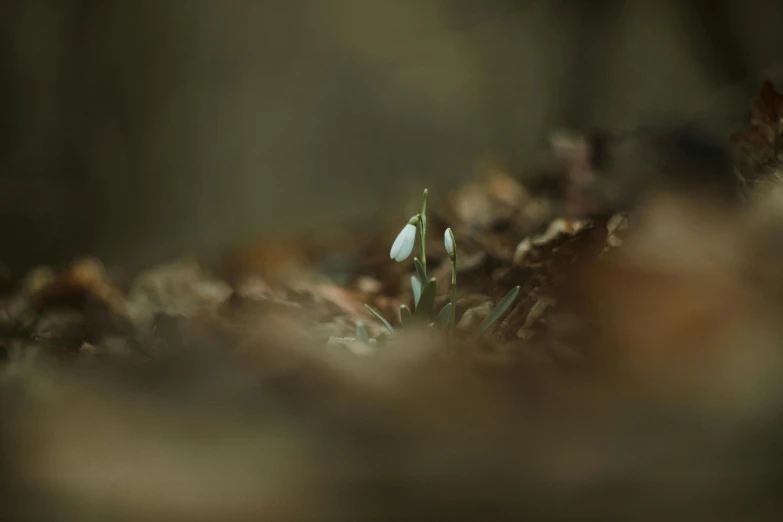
[
  {"xmin": 2, "ymin": 0, "xmax": 783, "ymax": 271},
  {"xmin": 3, "ymin": 1, "xmax": 783, "ymax": 521}
]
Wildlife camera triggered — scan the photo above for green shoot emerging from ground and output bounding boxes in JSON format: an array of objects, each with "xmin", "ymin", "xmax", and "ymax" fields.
[{"xmin": 363, "ymin": 188, "xmax": 519, "ymax": 341}]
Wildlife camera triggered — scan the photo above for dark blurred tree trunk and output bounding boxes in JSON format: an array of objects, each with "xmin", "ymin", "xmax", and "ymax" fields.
[
  {"xmin": 0, "ymin": 0, "xmax": 89, "ymax": 274},
  {"xmin": 2, "ymin": 0, "xmax": 783, "ymax": 275},
  {"xmin": 555, "ymin": 0, "xmax": 617, "ymax": 132}
]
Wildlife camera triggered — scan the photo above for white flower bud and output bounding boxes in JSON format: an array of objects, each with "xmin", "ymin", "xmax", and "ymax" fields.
[
  {"xmin": 390, "ymin": 222, "xmax": 417, "ymax": 262},
  {"xmin": 444, "ymin": 228, "xmax": 456, "ymax": 258}
]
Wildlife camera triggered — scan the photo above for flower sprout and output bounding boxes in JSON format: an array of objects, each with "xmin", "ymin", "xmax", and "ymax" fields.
[
  {"xmin": 390, "ymin": 215, "xmax": 420, "ymax": 262},
  {"xmin": 444, "ymin": 228, "xmax": 457, "ymax": 331},
  {"xmin": 444, "ymin": 228, "xmax": 456, "ymax": 258}
]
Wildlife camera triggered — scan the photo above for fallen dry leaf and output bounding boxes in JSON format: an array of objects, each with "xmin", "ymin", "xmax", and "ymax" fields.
[{"xmin": 730, "ymin": 80, "xmax": 783, "ymax": 188}]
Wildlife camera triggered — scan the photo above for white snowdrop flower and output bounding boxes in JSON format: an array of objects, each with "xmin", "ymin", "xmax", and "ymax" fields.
[
  {"xmin": 444, "ymin": 228, "xmax": 456, "ymax": 258},
  {"xmin": 390, "ymin": 216, "xmax": 419, "ymax": 262}
]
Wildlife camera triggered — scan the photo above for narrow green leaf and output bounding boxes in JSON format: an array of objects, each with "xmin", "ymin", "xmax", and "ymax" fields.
[
  {"xmin": 365, "ymin": 304, "xmax": 395, "ymax": 335},
  {"xmin": 399, "ymin": 304, "xmax": 414, "ymax": 325},
  {"xmin": 355, "ymin": 321, "xmax": 370, "ymax": 343},
  {"xmin": 414, "ymin": 257, "xmax": 427, "ymax": 283},
  {"xmin": 479, "ymin": 286, "xmax": 521, "ymax": 333},
  {"xmin": 414, "ymin": 278, "xmax": 437, "ymax": 320},
  {"xmin": 438, "ymin": 302, "xmax": 452, "ymax": 327},
  {"xmin": 411, "ymin": 275, "xmax": 422, "ymax": 309}
]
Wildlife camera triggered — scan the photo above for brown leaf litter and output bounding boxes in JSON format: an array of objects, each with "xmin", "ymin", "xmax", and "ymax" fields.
[{"xmin": 731, "ymin": 80, "xmax": 783, "ymax": 191}]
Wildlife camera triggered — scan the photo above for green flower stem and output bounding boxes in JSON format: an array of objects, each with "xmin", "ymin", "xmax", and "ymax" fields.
[
  {"xmin": 449, "ymin": 252, "xmax": 457, "ymax": 333},
  {"xmin": 418, "ymin": 220, "xmax": 426, "ymax": 274},
  {"xmin": 419, "ymin": 189, "xmax": 428, "ymax": 272}
]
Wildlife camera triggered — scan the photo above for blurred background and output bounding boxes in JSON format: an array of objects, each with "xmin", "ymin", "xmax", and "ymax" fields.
[{"xmin": 2, "ymin": 0, "xmax": 783, "ymax": 274}]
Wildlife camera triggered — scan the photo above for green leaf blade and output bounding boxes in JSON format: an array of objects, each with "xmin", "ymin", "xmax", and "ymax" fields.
[
  {"xmin": 365, "ymin": 304, "xmax": 395, "ymax": 335},
  {"xmin": 438, "ymin": 302, "xmax": 452, "ymax": 328},
  {"xmin": 479, "ymin": 286, "xmax": 521, "ymax": 333},
  {"xmin": 414, "ymin": 257, "xmax": 427, "ymax": 283},
  {"xmin": 411, "ymin": 275, "xmax": 422, "ymax": 309},
  {"xmin": 414, "ymin": 279, "xmax": 437, "ymax": 321},
  {"xmin": 400, "ymin": 304, "xmax": 414, "ymax": 325},
  {"xmin": 355, "ymin": 321, "xmax": 370, "ymax": 343}
]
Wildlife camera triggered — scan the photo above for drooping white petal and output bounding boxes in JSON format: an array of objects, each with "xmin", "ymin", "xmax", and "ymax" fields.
[
  {"xmin": 390, "ymin": 223, "xmax": 417, "ymax": 262},
  {"xmin": 444, "ymin": 228, "xmax": 455, "ymax": 257}
]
